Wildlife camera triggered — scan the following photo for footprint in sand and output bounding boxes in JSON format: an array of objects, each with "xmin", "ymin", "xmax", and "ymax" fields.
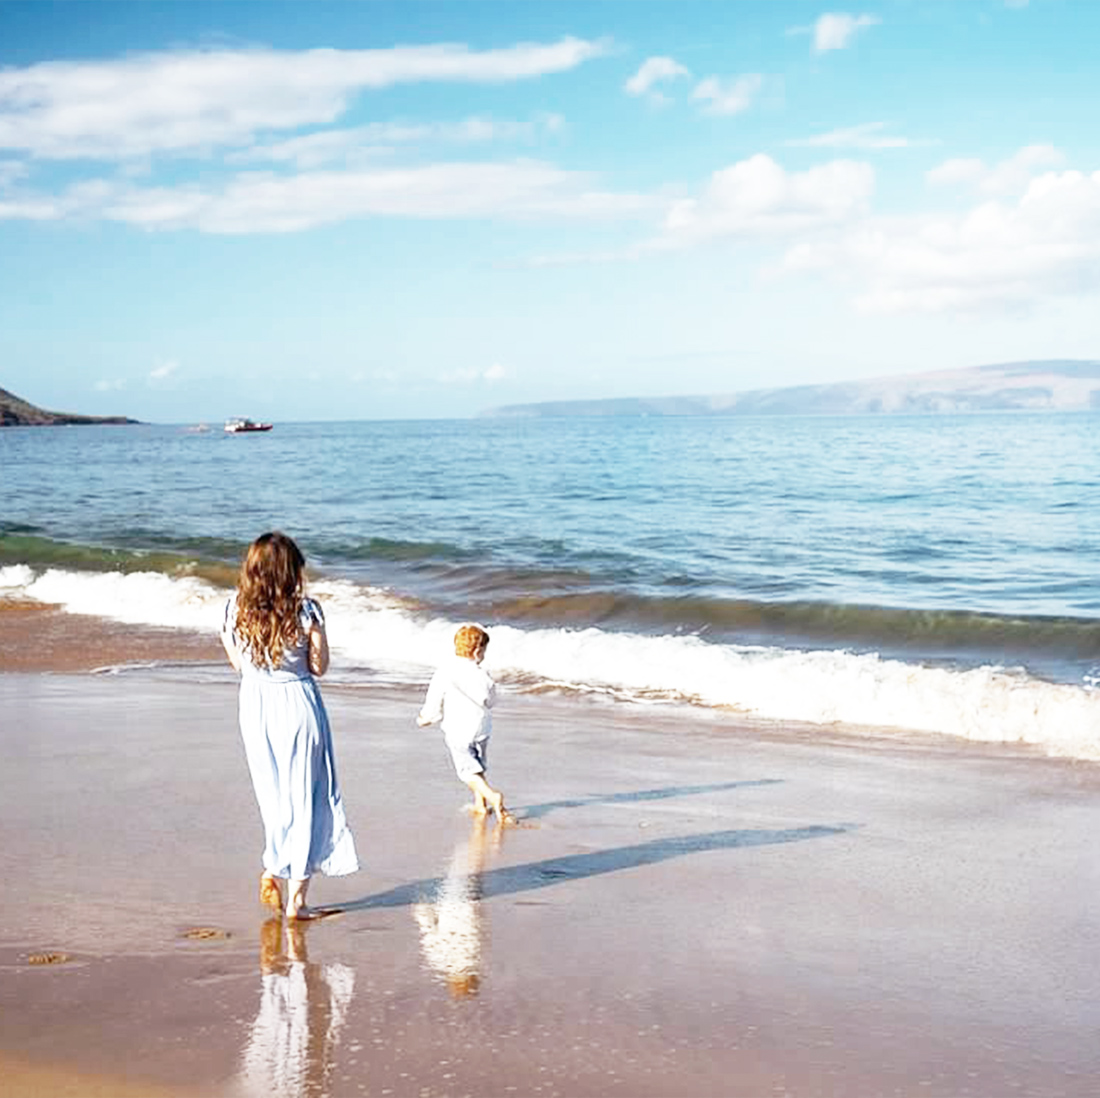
[
  {"xmin": 27, "ymin": 950, "xmax": 72, "ymax": 966},
  {"xmin": 181, "ymin": 927, "xmax": 233, "ymax": 941}
]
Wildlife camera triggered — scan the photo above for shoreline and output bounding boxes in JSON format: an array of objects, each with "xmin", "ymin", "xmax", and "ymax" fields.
[
  {"xmin": 0, "ymin": 601, "xmax": 222, "ymax": 673},
  {"xmin": 4, "ymin": 611, "xmax": 1100, "ymax": 1096},
  {"xmin": 2, "ymin": 611, "xmax": 1100, "ymax": 1098}
]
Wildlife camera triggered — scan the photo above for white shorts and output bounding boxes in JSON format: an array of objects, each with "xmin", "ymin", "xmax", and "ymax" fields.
[{"xmin": 444, "ymin": 734, "xmax": 490, "ymax": 781}]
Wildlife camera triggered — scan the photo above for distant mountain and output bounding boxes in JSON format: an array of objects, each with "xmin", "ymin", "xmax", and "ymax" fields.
[
  {"xmin": 481, "ymin": 360, "xmax": 1100, "ymax": 418},
  {"xmin": 0, "ymin": 386, "xmax": 139, "ymax": 427}
]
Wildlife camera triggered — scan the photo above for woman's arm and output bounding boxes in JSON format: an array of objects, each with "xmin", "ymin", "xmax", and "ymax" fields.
[
  {"xmin": 309, "ymin": 620, "xmax": 330, "ymax": 676},
  {"xmin": 220, "ymin": 628, "xmax": 242, "ymax": 671},
  {"xmin": 221, "ymin": 599, "xmax": 242, "ymax": 671}
]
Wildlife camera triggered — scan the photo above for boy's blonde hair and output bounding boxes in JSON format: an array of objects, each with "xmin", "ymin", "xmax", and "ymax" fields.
[{"xmin": 454, "ymin": 623, "xmax": 489, "ymax": 660}]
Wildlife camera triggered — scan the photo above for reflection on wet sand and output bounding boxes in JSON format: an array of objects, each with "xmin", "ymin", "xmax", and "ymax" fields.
[
  {"xmin": 236, "ymin": 917, "xmax": 355, "ymax": 1098},
  {"xmin": 413, "ymin": 816, "xmax": 500, "ymax": 999}
]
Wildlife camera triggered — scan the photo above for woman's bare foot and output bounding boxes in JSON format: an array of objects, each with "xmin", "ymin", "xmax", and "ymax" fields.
[
  {"xmin": 260, "ymin": 874, "xmax": 283, "ymax": 910},
  {"xmin": 285, "ymin": 879, "xmax": 311, "ymax": 920},
  {"xmin": 286, "ymin": 905, "xmax": 319, "ymax": 921}
]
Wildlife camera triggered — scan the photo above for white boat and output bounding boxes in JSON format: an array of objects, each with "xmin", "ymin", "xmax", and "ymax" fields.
[{"xmin": 224, "ymin": 417, "xmax": 273, "ymax": 433}]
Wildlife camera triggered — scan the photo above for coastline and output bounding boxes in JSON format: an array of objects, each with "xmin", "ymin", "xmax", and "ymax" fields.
[{"xmin": 3, "ymin": 611, "xmax": 1100, "ymax": 1096}]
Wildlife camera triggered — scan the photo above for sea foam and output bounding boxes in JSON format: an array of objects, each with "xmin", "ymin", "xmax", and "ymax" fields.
[{"xmin": 5, "ymin": 566, "xmax": 1099, "ymax": 761}]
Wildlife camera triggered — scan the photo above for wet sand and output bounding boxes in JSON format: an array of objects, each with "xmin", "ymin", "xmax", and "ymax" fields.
[{"xmin": 3, "ymin": 611, "xmax": 1100, "ymax": 1096}]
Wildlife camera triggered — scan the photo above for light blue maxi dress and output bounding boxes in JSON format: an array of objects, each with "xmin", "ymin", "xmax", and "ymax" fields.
[{"xmin": 225, "ymin": 595, "xmax": 359, "ymax": 881}]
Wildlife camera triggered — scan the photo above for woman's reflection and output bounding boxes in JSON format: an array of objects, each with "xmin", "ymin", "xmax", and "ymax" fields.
[
  {"xmin": 237, "ymin": 916, "xmax": 355, "ymax": 1097},
  {"xmin": 413, "ymin": 815, "xmax": 501, "ymax": 998}
]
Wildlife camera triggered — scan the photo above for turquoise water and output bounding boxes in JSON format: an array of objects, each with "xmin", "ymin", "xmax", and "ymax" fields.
[{"xmin": 2, "ymin": 414, "xmax": 1099, "ymax": 755}]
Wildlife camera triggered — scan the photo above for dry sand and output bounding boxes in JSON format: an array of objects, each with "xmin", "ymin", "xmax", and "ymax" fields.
[{"xmin": 2, "ymin": 611, "xmax": 1100, "ymax": 1097}]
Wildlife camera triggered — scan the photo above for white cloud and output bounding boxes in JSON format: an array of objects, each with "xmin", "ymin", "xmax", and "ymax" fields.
[
  {"xmin": 0, "ymin": 39, "xmax": 607, "ymax": 160},
  {"xmin": 0, "ymin": 193, "xmax": 61, "ymax": 220},
  {"xmin": 926, "ymin": 144, "xmax": 1064, "ymax": 195},
  {"xmin": 94, "ymin": 378, "xmax": 126, "ymax": 391},
  {"xmin": 440, "ymin": 363, "xmax": 510, "ymax": 384},
  {"xmin": 10, "ymin": 160, "xmax": 657, "ymax": 233},
  {"xmin": 812, "ymin": 13, "xmax": 881, "ymax": 53},
  {"xmin": 657, "ymin": 153, "xmax": 874, "ymax": 247},
  {"xmin": 625, "ymin": 56, "xmax": 690, "ymax": 99},
  {"xmin": 783, "ymin": 167, "xmax": 1100, "ymax": 313},
  {"xmin": 787, "ymin": 121, "xmax": 925, "ymax": 149},
  {"xmin": 925, "ymin": 158, "xmax": 985, "ymax": 188},
  {"xmin": 149, "ymin": 359, "xmax": 179, "ymax": 381},
  {"xmin": 691, "ymin": 74, "xmax": 764, "ymax": 116},
  {"xmin": 230, "ymin": 114, "xmax": 565, "ymax": 169}
]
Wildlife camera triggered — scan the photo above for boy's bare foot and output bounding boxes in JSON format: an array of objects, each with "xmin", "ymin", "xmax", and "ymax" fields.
[
  {"xmin": 488, "ymin": 792, "xmax": 515, "ymax": 825},
  {"xmin": 472, "ymin": 798, "xmax": 489, "ymax": 816}
]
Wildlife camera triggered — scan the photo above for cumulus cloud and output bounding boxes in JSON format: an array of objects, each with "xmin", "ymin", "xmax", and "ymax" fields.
[
  {"xmin": 783, "ymin": 167, "xmax": 1100, "ymax": 313},
  {"xmin": 787, "ymin": 121, "xmax": 925, "ymax": 149},
  {"xmin": 691, "ymin": 74, "xmax": 764, "ymax": 116},
  {"xmin": 926, "ymin": 144, "xmax": 1064, "ymax": 195},
  {"xmin": 0, "ymin": 39, "xmax": 607, "ymax": 160},
  {"xmin": 656, "ymin": 153, "xmax": 875, "ymax": 247},
  {"xmin": 624, "ymin": 56, "xmax": 690, "ymax": 101},
  {"xmin": 811, "ymin": 13, "xmax": 881, "ymax": 52}
]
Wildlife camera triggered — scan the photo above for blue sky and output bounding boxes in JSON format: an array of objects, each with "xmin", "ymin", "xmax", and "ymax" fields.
[{"xmin": 1, "ymin": 0, "xmax": 1098, "ymax": 422}]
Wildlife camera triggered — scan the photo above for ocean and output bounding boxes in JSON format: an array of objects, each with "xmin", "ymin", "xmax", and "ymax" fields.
[{"xmin": 2, "ymin": 413, "xmax": 1099, "ymax": 758}]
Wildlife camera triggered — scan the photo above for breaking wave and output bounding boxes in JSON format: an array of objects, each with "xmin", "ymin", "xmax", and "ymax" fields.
[{"xmin": 3, "ymin": 563, "xmax": 1098, "ymax": 762}]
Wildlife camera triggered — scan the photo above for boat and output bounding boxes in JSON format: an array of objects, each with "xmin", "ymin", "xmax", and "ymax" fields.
[{"xmin": 224, "ymin": 417, "xmax": 273, "ymax": 433}]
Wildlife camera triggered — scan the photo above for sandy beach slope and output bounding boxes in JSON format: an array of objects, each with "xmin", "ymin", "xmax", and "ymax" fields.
[{"xmin": 2, "ymin": 611, "xmax": 1100, "ymax": 1097}]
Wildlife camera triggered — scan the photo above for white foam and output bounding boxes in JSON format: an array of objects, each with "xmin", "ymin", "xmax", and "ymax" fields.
[
  {"xmin": 6, "ymin": 567, "xmax": 1099, "ymax": 760},
  {"xmin": 11, "ymin": 567, "xmax": 227, "ymax": 631},
  {"xmin": 0, "ymin": 564, "xmax": 36, "ymax": 590}
]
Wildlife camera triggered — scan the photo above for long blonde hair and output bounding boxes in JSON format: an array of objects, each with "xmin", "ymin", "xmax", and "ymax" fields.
[{"xmin": 234, "ymin": 532, "xmax": 306, "ymax": 669}]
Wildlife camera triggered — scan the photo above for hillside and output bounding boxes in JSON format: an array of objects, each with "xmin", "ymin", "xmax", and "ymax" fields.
[
  {"xmin": 482, "ymin": 360, "xmax": 1100, "ymax": 418},
  {"xmin": 0, "ymin": 386, "xmax": 139, "ymax": 426}
]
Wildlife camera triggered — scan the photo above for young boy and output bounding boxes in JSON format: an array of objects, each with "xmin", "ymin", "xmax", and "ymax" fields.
[{"xmin": 417, "ymin": 623, "xmax": 512, "ymax": 824}]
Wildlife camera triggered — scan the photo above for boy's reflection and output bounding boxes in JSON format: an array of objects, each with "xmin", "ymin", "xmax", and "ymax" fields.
[
  {"xmin": 237, "ymin": 917, "xmax": 355, "ymax": 1097},
  {"xmin": 413, "ymin": 815, "xmax": 501, "ymax": 998}
]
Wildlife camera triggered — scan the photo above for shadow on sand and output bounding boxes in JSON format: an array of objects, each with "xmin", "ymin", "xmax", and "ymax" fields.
[
  {"xmin": 514, "ymin": 779, "xmax": 783, "ymax": 822},
  {"xmin": 325, "ymin": 822, "xmax": 850, "ymax": 916}
]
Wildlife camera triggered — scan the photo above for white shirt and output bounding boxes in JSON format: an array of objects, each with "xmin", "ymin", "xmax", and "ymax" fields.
[{"xmin": 418, "ymin": 654, "xmax": 496, "ymax": 745}]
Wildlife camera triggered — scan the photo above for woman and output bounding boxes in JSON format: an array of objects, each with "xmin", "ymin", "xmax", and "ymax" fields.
[{"xmin": 221, "ymin": 532, "xmax": 358, "ymax": 919}]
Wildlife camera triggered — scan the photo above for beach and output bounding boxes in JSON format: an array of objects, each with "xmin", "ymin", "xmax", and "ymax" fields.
[{"xmin": 3, "ymin": 612, "xmax": 1100, "ymax": 1097}]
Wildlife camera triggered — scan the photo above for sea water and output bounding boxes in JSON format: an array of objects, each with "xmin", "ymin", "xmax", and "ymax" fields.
[{"xmin": 2, "ymin": 413, "xmax": 1098, "ymax": 757}]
